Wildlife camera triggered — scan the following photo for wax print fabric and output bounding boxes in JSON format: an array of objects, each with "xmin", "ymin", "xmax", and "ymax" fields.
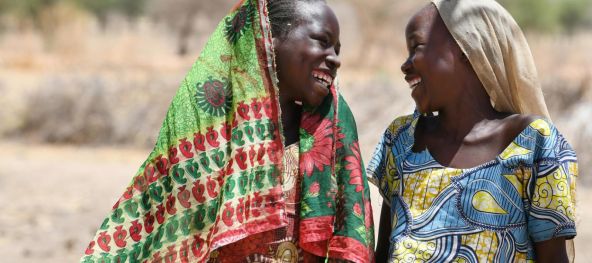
[{"xmin": 367, "ymin": 113, "xmax": 577, "ymax": 262}]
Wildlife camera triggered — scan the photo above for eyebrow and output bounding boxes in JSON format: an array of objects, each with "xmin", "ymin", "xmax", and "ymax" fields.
[
  {"xmin": 328, "ymin": 28, "xmax": 342, "ymax": 45},
  {"xmin": 406, "ymin": 32, "xmax": 422, "ymax": 41},
  {"xmin": 321, "ymin": 28, "xmax": 335, "ymax": 38}
]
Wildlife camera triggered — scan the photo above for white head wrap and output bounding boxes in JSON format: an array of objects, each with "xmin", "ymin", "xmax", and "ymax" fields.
[{"xmin": 431, "ymin": 0, "xmax": 550, "ymax": 119}]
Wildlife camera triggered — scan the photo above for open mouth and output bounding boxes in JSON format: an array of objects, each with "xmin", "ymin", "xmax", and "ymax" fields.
[
  {"xmin": 312, "ymin": 70, "xmax": 334, "ymax": 88},
  {"xmin": 406, "ymin": 76, "xmax": 422, "ymax": 90}
]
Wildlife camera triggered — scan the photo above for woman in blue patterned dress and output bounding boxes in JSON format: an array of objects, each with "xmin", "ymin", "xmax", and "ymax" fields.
[{"xmin": 368, "ymin": 0, "xmax": 578, "ymax": 262}]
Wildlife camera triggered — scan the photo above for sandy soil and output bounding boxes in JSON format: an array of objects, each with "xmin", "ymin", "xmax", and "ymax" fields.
[{"xmin": 0, "ymin": 140, "xmax": 590, "ymax": 262}]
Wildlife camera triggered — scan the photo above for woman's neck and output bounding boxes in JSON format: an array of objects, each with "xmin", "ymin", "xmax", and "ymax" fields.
[
  {"xmin": 436, "ymin": 108, "xmax": 502, "ymax": 142},
  {"xmin": 436, "ymin": 81, "xmax": 504, "ymax": 141},
  {"xmin": 279, "ymin": 97, "xmax": 302, "ymax": 146}
]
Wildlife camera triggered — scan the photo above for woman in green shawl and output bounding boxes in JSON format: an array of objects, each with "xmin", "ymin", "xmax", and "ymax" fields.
[{"xmin": 81, "ymin": 0, "xmax": 375, "ymax": 262}]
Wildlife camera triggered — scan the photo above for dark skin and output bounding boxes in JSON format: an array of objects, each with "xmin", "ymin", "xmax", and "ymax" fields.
[
  {"xmin": 273, "ymin": 1, "xmax": 341, "ymax": 146},
  {"xmin": 375, "ymin": 203, "xmax": 391, "ymax": 261},
  {"xmin": 376, "ymin": 4, "xmax": 568, "ymax": 262}
]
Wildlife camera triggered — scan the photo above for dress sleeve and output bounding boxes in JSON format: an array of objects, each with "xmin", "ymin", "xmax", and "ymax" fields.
[
  {"xmin": 367, "ymin": 115, "xmax": 413, "ymax": 205},
  {"xmin": 367, "ymin": 129, "xmax": 392, "ymax": 202},
  {"xmin": 527, "ymin": 119, "xmax": 578, "ymax": 242}
]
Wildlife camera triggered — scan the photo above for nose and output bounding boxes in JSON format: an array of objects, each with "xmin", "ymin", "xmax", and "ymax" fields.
[
  {"xmin": 326, "ymin": 51, "xmax": 341, "ymax": 70},
  {"xmin": 401, "ymin": 57, "xmax": 412, "ymax": 75}
]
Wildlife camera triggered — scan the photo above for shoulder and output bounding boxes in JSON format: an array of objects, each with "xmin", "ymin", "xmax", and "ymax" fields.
[
  {"xmin": 501, "ymin": 114, "xmax": 555, "ymax": 139},
  {"xmin": 506, "ymin": 114, "xmax": 576, "ymax": 159},
  {"xmin": 504, "ymin": 114, "xmax": 543, "ymax": 131},
  {"xmin": 372, "ymin": 114, "xmax": 415, "ymax": 154},
  {"xmin": 385, "ymin": 114, "xmax": 415, "ymax": 134}
]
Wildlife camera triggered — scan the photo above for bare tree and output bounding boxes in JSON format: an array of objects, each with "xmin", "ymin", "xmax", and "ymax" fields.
[{"xmin": 149, "ymin": 0, "xmax": 235, "ymax": 56}]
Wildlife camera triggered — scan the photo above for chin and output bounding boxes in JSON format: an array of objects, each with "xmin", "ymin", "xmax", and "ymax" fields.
[
  {"xmin": 412, "ymin": 100, "xmax": 423, "ymax": 112},
  {"xmin": 304, "ymin": 95, "xmax": 327, "ymax": 108},
  {"xmin": 303, "ymin": 100, "xmax": 322, "ymax": 108},
  {"xmin": 415, "ymin": 104, "xmax": 431, "ymax": 115},
  {"xmin": 303, "ymin": 91, "xmax": 329, "ymax": 107}
]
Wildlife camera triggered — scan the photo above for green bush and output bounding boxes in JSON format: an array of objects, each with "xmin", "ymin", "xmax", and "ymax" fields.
[
  {"xmin": 72, "ymin": 0, "xmax": 148, "ymax": 27},
  {"xmin": 499, "ymin": 0, "xmax": 592, "ymax": 33},
  {"xmin": 0, "ymin": 0, "xmax": 149, "ymax": 28},
  {"xmin": 116, "ymin": 0, "xmax": 148, "ymax": 21},
  {"xmin": 0, "ymin": 0, "xmax": 58, "ymax": 27},
  {"xmin": 559, "ymin": 0, "xmax": 592, "ymax": 33}
]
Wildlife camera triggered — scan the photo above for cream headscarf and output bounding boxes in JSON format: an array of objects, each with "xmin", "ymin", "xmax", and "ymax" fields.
[{"xmin": 431, "ymin": 0, "xmax": 551, "ymax": 119}]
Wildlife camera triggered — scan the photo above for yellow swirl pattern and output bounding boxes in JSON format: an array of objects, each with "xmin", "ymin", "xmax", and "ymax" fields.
[
  {"xmin": 532, "ymin": 166, "xmax": 575, "ymax": 220},
  {"xmin": 392, "ymin": 237, "xmax": 437, "ymax": 262}
]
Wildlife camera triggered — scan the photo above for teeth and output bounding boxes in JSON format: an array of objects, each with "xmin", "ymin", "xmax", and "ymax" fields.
[
  {"xmin": 312, "ymin": 71, "xmax": 333, "ymax": 87},
  {"xmin": 408, "ymin": 78, "xmax": 421, "ymax": 88}
]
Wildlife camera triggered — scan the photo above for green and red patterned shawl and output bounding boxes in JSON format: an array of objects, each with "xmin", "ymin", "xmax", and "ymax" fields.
[{"xmin": 81, "ymin": 0, "xmax": 374, "ymax": 262}]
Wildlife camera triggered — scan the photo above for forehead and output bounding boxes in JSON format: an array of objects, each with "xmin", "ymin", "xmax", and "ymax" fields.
[
  {"xmin": 295, "ymin": 1, "xmax": 340, "ymax": 34},
  {"xmin": 405, "ymin": 4, "xmax": 438, "ymax": 38}
]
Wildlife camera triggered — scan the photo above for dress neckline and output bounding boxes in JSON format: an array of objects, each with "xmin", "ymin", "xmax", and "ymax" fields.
[{"xmin": 411, "ymin": 118, "xmax": 543, "ymax": 171}]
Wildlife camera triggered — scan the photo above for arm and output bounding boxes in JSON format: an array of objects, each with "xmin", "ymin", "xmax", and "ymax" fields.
[
  {"xmin": 375, "ymin": 201, "xmax": 391, "ymax": 262},
  {"xmin": 534, "ymin": 237, "xmax": 569, "ymax": 263}
]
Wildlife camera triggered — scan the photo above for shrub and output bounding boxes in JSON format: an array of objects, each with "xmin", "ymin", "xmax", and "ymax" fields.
[
  {"xmin": 499, "ymin": 0, "xmax": 592, "ymax": 33},
  {"xmin": 19, "ymin": 76, "xmax": 114, "ymax": 144}
]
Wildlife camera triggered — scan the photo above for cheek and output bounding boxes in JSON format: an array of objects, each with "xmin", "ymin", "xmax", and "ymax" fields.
[
  {"xmin": 433, "ymin": 46, "xmax": 457, "ymax": 71},
  {"xmin": 410, "ymin": 52, "xmax": 426, "ymax": 69}
]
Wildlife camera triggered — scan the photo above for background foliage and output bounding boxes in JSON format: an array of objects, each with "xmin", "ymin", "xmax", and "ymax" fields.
[{"xmin": 499, "ymin": 0, "xmax": 592, "ymax": 33}]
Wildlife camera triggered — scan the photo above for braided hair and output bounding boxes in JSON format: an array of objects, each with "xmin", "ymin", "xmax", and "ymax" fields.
[{"xmin": 267, "ymin": 0, "xmax": 326, "ymax": 39}]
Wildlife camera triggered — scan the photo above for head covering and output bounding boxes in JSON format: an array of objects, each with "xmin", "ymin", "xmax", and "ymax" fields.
[
  {"xmin": 80, "ymin": 0, "xmax": 374, "ymax": 262},
  {"xmin": 431, "ymin": 0, "xmax": 550, "ymax": 118}
]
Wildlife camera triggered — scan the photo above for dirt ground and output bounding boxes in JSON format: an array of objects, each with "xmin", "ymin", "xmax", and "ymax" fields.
[{"xmin": 0, "ymin": 140, "xmax": 590, "ymax": 262}]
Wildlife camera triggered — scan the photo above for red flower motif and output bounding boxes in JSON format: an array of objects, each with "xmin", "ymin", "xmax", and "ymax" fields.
[
  {"xmin": 364, "ymin": 199, "xmax": 373, "ymax": 228},
  {"xmin": 300, "ymin": 113, "xmax": 335, "ymax": 176},
  {"xmin": 345, "ymin": 142, "xmax": 364, "ymax": 192},
  {"xmin": 353, "ymin": 202, "xmax": 362, "ymax": 217},
  {"xmin": 308, "ymin": 181, "xmax": 320, "ymax": 197}
]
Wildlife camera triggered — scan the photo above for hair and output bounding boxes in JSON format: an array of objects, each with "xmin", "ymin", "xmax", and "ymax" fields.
[{"xmin": 267, "ymin": 0, "xmax": 326, "ymax": 39}]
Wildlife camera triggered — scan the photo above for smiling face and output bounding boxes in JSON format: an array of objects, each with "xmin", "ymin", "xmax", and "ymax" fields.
[
  {"xmin": 401, "ymin": 4, "xmax": 466, "ymax": 114},
  {"xmin": 273, "ymin": 1, "xmax": 341, "ymax": 107}
]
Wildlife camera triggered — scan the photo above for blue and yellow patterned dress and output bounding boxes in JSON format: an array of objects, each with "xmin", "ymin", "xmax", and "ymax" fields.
[{"xmin": 367, "ymin": 113, "xmax": 577, "ymax": 262}]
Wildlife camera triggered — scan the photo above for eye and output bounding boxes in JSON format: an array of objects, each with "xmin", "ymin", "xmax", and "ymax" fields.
[
  {"xmin": 312, "ymin": 35, "xmax": 330, "ymax": 48},
  {"xmin": 318, "ymin": 38, "xmax": 329, "ymax": 48},
  {"xmin": 407, "ymin": 43, "xmax": 424, "ymax": 56}
]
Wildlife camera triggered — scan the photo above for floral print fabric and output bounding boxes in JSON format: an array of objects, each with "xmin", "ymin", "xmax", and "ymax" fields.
[{"xmin": 298, "ymin": 94, "xmax": 375, "ymax": 262}]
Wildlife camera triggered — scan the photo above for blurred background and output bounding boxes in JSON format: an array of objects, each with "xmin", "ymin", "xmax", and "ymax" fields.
[{"xmin": 0, "ymin": 0, "xmax": 590, "ymax": 262}]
